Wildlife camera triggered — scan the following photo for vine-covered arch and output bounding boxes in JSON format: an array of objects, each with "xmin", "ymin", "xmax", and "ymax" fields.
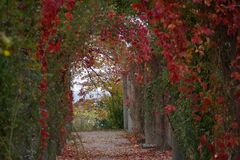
[{"xmin": 0, "ymin": 0, "xmax": 239, "ymax": 159}]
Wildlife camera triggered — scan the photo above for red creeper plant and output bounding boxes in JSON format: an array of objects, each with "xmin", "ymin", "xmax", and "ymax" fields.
[
  {"xmin": 130, "ymin": 0, "xmax": 240, "ymax": 159},
  {"xmin": 36, "ymin": 0, "xmax": 76, "ymax": 158}
]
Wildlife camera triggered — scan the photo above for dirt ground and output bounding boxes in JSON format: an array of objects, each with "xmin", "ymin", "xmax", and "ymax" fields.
[{"xmin": 57, "ymin": 130, "xmax": 172, "ymax": 160}]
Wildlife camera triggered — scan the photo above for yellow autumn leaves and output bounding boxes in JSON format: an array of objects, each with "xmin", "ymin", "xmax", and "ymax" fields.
[{"xmin": 0, "ymin": 32, "xmax": 12, "ymax": 56}]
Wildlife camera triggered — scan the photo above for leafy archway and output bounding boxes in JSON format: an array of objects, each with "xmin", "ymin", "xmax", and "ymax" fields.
[{"xmin": 0, "ymin": 0, "xmax": 239, "ymax": 159}]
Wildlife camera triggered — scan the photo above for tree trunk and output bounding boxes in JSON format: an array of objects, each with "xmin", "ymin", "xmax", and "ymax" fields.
[
  {"xmin": 148, "ymin": 54, "xmax": 171, "ymax": 149},
  {"xmin": 143, "ymin": 61, "xmax": 156, "ymax": 145},
  {"xmin": 122, "ymin": 74, "xmax": 128, "ymax": 130},
  {"xmin": 127, "ymin": 67, "xmax": 142, "ymax": 133},
  {"xmin": 155, "ymin": 114, "xmax": 171, "ymax": 149},
  {"xmin": 214, "ymin": 26, "xmax": 240, "ymax": 158},
  {"xmin": 127, "ymin": 71, "xmax": 134, "ymax": 132},
  {"xmin": 134, "ymin": 83, "xmax": 144, "ymax": 134},
  {"xmin": 172, "ymin": 136, "xmax": 185, "ymax": 160},
  {"xmin": 144, "ymin": 112, "xmax": 156, "ymax": 144}
]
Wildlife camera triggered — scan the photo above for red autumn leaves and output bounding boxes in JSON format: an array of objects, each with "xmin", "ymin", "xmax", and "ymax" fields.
[
  {"xmin": 191, "ymin": 26, "xmax": 214, "ymax": 45},
  {"xmin": 65, "ymin": 12, "xmax": 73, "ymax": 21},
  {"xmin": 65, "ymin": 90, "xmax": 74, "ymax": 122},
  {"xmin": 47, "ymin": 40, "xmax": 61, "ymax": 53},
  {"xmin": 65, "ymin": 0, "xmax": 75, "ymax": 11},
  {"xmin": 164, "ymin": 105, "xmax": 176, "ymax": 114},
  {"xmin": 231, "ymin": 72, "xmax": 240, "ymax": 81},
  {"xmin": 37, "ymin": 0, "xmax": 77, "ymax": 157},
  {"xmin": 39, "ymin": 78, "xmax": 48, "ymax": 91},
  {"xmin": 131, "ymin": 3, "xmax": 142, "ymax": 11},
  {"xmin": 35, "ymin": 0, "xmax": 240, "ymax": 159}
]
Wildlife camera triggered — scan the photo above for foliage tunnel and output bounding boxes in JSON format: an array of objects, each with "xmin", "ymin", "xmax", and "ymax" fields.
[{"xmin": 0, "ymin": 0, "xmax": 240, "ymax": 160}]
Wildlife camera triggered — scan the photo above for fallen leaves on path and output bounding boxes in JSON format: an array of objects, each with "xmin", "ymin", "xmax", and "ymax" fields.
[{"xmin": 57, "ymin": 130, "xmax": 172, "ymax": 160}]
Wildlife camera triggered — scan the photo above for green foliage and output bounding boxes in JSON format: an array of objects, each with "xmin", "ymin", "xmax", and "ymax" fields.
[
  {"xmin": 0, "ymin": 1, "xmax": 74, "ymax": 159},
  {"xmin": 144, "ymin": 80, "xmax": 154, "ymax": 119},
  {"xmin": 0, "ymin": 1, "xmax": 42, "ymax": 159},
  {"xmin": 95, "ymin": 93, "xmax": 123, "ymax": 129},
  {"xmin": 73, "ymin": 107, "xmax": 109, "ymax": 131},
  {"xmin": 110, "ymin": 0, "xmax": 139, "ymax": 14},
  {"xmin": 73, "ymin": 91, "xmax": 123, "ymax": 131},
  {"xmin": 107, "ymin": 93, "xmax": 123, "ymax": 129},
  {"xmin": 164, "ymin": 52, "xmax": 217, "ymax": 159}
]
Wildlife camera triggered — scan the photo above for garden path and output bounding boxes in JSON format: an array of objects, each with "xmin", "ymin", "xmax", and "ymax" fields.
[{"xmin": 57, "ymin": 130, "xmax": 172, "ymax": 160}]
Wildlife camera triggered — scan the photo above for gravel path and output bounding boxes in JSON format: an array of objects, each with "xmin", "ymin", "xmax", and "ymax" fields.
[{"xmin": 57, "ymin": 130, "xmax": 172, "ymax": 160}]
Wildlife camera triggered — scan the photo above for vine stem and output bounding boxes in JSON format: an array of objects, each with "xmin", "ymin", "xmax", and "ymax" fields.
[{"xmin": 8, "ymin": 93, "xmax": 20, "ymax": 159}]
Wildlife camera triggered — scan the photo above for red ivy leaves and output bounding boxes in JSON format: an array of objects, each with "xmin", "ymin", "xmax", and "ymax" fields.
[
  {"xmin": 135, "ymin": 74, "xmax": 144, "ymax": 84},
  {"xmin": 38, "ymin": 78, "xmax": 48, "ymax": 91},
  {"xmin": 39, "ymin": 98, "xmax": 46, "ymax": 107},
  {"xmin": 200, "ymin": 134, "xmax": 207, "ymax": 145},
  {"xmin": 213, "ymin": 152, "xmax": 229, "ymax": 160},
  {"xmin": 169, "ymin": 72, "xmax": 181, "ymax": 84},
  {"xmin": 162, "ymin": 50, "xmax": 173, "ymax": 62},
  {"xmin": 40, "ymin": 129, "xmax": 49, "ymax": 138},
  {"xmin": 38, "ymin": 118, "xmax": 48, "ymax": 129},
  {"xmin": 129, "ymin": 1, "xmax": 240, "ymax": 159},
  {"xmin": 40, "ymin": 109, "xmax": 49, "ymax": 119},
  {"xmin": 143, "ymin": 53, "xmax": 151, "ymax": 61},
  {"xmin": 231, "ymin": 72, "xmax": 240, "ymax": 81},
  {"xmin": 38, "ymin": 0, "xmax": 70, "ymax": 157},
  {"xmin": 131, "ymin": 3, "xmax": 142, "ymax": 11},
  {"xmin": 191, "ymin": 26, "xmax": 213, "ymax": 44},
  {"xmin": 197, "ymin": 26, "xmax": 214, "ymax": 36},
  {"xmin": 191, "ymin": 35, "xmax": 202, "ymax": 44},
  {"xmin": 41, "ymin": 0, "xmax": 63, "ymax": 27},
  {"xmin": 216, "ymin": 96, "xmax": 225, "ymax": 105},
  {"xmin": 65, "ymin": 90, "xmax": 73, "ymax": 122},
  {"xmin": 47, "ymin": 40, "xmax": 61, "ymax": 53},
  {"xmin": 65, "ymin": 12, "xmax": 73, "ymax": 21},
  {"xmin": 65, "ymin": 0, "xmax": 75, "ymax": 11},
  {"xmin": 214, "ymin": 114, "xmax": 223, "ymax": 124},
  {"xmin": 40, "ymin": 129, "xmax": 49, "ymax": 148},
  {"xmin": 164, "ymin": 105, "xmax": 176, "ymax": 114},
  {"xmin": 231, "ymin": 122, "xmax": 239, "ymax": 129},
  {"xmin": 108, "ymin": 10, "xmax": 116, "ymax": 19},
  {"xmin": 201, "ymin": 97, "xmax": 212, "ymax": 106}
]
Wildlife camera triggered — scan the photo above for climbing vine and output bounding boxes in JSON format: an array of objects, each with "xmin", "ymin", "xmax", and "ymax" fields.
[{"xmin": 0, "ymin": 0, "xmax": 239, "ymax": 159}]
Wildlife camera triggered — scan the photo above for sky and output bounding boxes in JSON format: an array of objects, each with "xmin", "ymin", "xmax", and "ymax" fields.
[{"xmin": 71, "ymin": 73, "xmax": 109, "ymax": 103}]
